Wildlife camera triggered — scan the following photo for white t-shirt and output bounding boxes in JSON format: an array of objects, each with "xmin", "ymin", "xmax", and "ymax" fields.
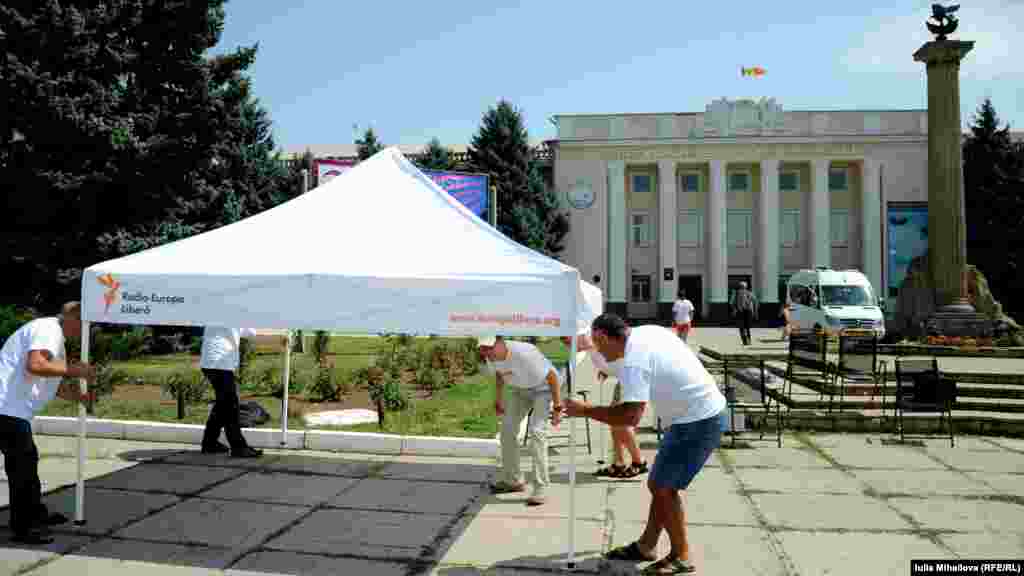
[
  {"xmin": 485, "ymin": 340, "xmax": 556, "ymax": 390},
  {"xmin": 199, "ymin": 327, "xmax": 257, "ymax": 371},
  {"xmin": 614, "ymin": 325, "xmax": 725, "ymax": 425},
  {"xmin": 672, "ymin": 299, "xmax": 695, "ymax": 324},
  {"xmin": 0, "ymin": 318, "xmax": 66, "ymax": 421}
]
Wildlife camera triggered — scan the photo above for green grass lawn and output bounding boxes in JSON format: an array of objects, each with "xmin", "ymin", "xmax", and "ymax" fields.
[{"xmin": 39, "ymin": 335, "xmax": 570, "ymax": 439}]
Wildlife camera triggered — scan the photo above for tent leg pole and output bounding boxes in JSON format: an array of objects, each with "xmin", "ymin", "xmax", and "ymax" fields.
[
  {"xmin": 75, "ymin": 321, "xmax": 90, "ymax": 526},
  {"xmin": 567, "ymin": 337, "xmax": 577, "ymax": 569},
  {"xmin": 281, "ymin": 331, "xmax": 291, "ymax": 448}
]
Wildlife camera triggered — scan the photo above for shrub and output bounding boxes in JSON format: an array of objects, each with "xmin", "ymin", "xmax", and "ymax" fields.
[
  {"xmin": 236, "ymin": 338, "xmax": 257, "ymax": 389},
  {"xmin": 309, "ymin": 361, "xmax": 339, "ymax": 402},
  {"xmin": 0, "ymin": 305, "xmax": 36, "ymax": 345},
  {"xmin": 161, "ymin": 368, "xmax": 210, "ymax": 405},
  {"xmin": 312, "ymin": 331, "xmax": 330, "ymax": 364}
]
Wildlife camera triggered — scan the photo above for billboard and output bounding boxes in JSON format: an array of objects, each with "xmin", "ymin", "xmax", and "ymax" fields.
[
  {"xmin": 422, "ymin": 170, "xmax": 489, "ymax": 218},
  {"xmin": 314, "ymin": 158, "xmax": 355, "ymax": 186},
  {"xmin": 886, "ymin": 203, "xmax": 928, "ymax": 315}
]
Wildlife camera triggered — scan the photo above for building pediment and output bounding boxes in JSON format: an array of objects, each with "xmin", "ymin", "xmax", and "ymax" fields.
[{"xmin": 705, "ymin": 97, "xmax": 784, "ymax": 136}]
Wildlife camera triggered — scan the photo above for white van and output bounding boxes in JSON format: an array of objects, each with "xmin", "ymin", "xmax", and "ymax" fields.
[{"xmin": 786, "ymin": 268, "xmax": 885, "ymax": 338}]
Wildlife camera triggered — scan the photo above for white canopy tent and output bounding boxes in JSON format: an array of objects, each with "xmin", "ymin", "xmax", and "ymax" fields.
[{"xmin": 78, "ymin": 147, "xmax": 601, "ymax": 566}]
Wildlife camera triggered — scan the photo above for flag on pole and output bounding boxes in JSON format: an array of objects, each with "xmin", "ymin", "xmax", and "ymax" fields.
[{"xmin": 741, "ymin": 66, "xmax": 766, "ymax": 77}]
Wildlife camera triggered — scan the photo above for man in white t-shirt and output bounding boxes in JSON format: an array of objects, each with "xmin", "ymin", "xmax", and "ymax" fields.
[
  {"xmin": 479, "ymin": 336, "xmax": 561, "ymax": 506},
  {"xmin": 672, "ymin": 289, "xmax": 695, "ymax": 342},
  {"xmin": 0, "ymin": 302, "xmax": 96, "ymax": 545},
  {"xmin": 565, "ymin": 313, "xmax": 726, "ymax": 574},
  {"xmin": 200, "ymin": 326, "xmax": 287, "ymax": 458}
]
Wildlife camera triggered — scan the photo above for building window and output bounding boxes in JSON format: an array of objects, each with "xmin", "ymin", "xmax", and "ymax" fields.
[
  {"xmin": 779, "ymin": 170, "xmax": 799, "ymax": 192},
  {"xmin": 727, "ymin": 209, "xmax": 752, "ymax": 248},
  {"xmin": 632, "ymin": 173, "xmax": 652, "ymax": 193},
  {"xmin": 678, "ymin": 210, "xmax": 703, "ymax": 247},
  {"xmin": 728, "ymin": 171, "xmax": 750, "ymax": 192},
  {"xmin": 631, "ymin": 211, "xmax": 654, "ymax": 247},
  {"xmin": 681, "ymin": 173, "xmax": 700, "ymax": 193},
  {"xmin": 631, "ymin": 275, "xmax": 652, "ymax": 302},
  {"xmin": 831, "ymin": 209, "xmax": 850, "ymax": 246},
  {"xmin": 829, "ymin": 167, "xmax": 848, "ymax": 191},
  {"xmin": 781, "ymin": 209, "xmax": 800, "ymax": 247}
]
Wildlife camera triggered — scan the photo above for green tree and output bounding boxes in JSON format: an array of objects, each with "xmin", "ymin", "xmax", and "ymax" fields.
[
  {"xmin": 414, "ymin": 137, "xmax": 454, "ymax": 171},
  {"xmin": 356, "ymin": 127, "xmax": 385, "ymax": 160},
  {"xmin": 963, "ymin": 98, "xmax": 1024, "ymax": 320},
  {"xmin": 467, "ymin": 100, "xmax": 568, "ymax": 257}
]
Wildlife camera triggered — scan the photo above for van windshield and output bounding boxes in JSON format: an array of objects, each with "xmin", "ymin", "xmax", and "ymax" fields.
[{"xmin": 820, "ymin": 284, "xmax": 874, "ymax": 306}]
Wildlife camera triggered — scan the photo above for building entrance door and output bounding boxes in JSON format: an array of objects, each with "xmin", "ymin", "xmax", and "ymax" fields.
[{"xmin": 677, "ymin": 275, "xmax": 703, "ymax": 321}]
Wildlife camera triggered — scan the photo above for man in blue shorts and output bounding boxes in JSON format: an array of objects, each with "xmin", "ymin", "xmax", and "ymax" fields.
[{"xmin": 564, "ymin": 313, "xmax": 726, "ymax": 574}]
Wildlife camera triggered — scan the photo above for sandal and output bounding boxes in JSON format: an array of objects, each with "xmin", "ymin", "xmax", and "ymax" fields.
[
  {"xmin": 642, "ymin": 555, "xmax": 696, "ymax": 574},
  {"xmin": 611, "ymin": 461, "xmax": 649, "ymax": 478},
  {"xmin": 594, "ymin": 464, "xmax": 626, "ymax": 477},
  {"xmin": 604, "ymin": 541, "xmax": 657, "ymax": 562}
]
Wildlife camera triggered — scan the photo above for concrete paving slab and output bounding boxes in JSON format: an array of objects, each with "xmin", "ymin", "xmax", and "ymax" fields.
[
  {"xmin": 228, "ymin": 550, "xmax": 408, "ymax": 576},
  {"xmin": 36, "ymin": 458, "xmax": 139, "ymax": 492},
  {"xmin": 35, "ymin": 437, "xmax": 193, "ymax": 461},
  {"xmin": 988, "ymin": 437, "xmax": 1024, "ymax": 453},
  {"xmin": 887, "ymin": 496, "xmax": 1024, "ymax": 532},
  {"xmin": 751, "ymin": 494, "xmax": 913, "ymax": 530},
  {"xmin": 0, "ymin": 488, "xmax": 180, "ymax": 537},
  {"xmin": 428, "ymin": 566, "xmax": 563, "ymax": 576},
  {"xmin": 851, "ymin": 469, "xmax": 999, "ymax": 496},
  {"xmin": 477, "ymin": 483, "xmax": 606, "ymax": 521},
  {"xmin": 437, "ymin": 515, "xmax": 607, "ymax": 573},
  {"xmin": 264, "ymin": 508, "xmax": 451, "ymax": 560},
  {"xmin": 87, "ymin": 463, "xmax": 246, "ymax": 495},
  {"xmin": 733, "ymin": 467, "xmax": 864, "ymax": 494},
  {"xmin": 720, "ymin": 447, "xmax": 832, "ymax": 469},
  {"xmin": 330, "ymin": 478, "xmax": 483, "ymax": 515},
  {"xmin": 687, "ymin": 525, "xmax": 788, "ymax": 576},
  {"xmin": 924, "ymin": 448, "xmax": 1024, "ymax": 473},
  {"xmin": 22, "ymin": 555, "xmax": 223, "ymax": 575},
  {"xmin": 114, "ymin": 499, "xmax": 309, "ymax": 548},
  {"xmin": 615, "ymin": 487, "xmax": 760, "ymax": 526},
  {"xmin": 777, "ymin": 531, "xmax": 950, "ymax": 576},
  {"xmin": 819, "ymin": 442, "xmax": 945, "ymax": 470},
  {"xmin": 200, "ymin": 471, "xmax": 358, "ymax": 507},
  {"xmin": 375, "ymin": 461, "xmax": 496, "ymax": 484},
  {"xmin": 0, "ymin": 547, "xmax": 58, "ymax": 576},
  {"xmin": 72, "ymin": 538, "xmax": 238, "ymax": 570},
  {"xmin": 157, "ymin": 450, "xmax": 281, "ymax": 470},
  {"xmin": 259, "ymin": 453, "xmax": 379, "ymax": 477},
  {"xmin": 940, "ymin": 532, "xmax": 1024, "ymax": 558},
  {"xmin": 968, "ymin": 472, "xmax": 1024, "ymax": 497}
]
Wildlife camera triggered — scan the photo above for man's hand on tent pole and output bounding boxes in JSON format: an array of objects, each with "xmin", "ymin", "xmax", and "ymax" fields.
[{"xmin": 57, "ymin": 379, "xmax": 95, "ymax": 404}]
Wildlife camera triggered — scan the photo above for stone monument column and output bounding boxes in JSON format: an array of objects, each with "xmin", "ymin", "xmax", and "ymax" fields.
[{"xmin": 913, "ymin": 38, "xmax": 974, "ymax": 310}]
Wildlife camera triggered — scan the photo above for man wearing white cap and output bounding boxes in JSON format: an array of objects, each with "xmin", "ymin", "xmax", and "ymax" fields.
[{"xmin": 478, "ymin": 335, "xmax": 561, "ymax": 506}]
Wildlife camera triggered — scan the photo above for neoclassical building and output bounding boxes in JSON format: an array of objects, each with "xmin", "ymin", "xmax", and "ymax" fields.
[{"xmin": 549, "ymin": 98, "xmax": 931, "ymax": 325}]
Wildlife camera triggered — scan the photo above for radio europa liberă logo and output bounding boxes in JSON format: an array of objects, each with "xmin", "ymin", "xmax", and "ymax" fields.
[{"xmin": 96, "ymin": 273, "xmax": 186, "ymax": 316}]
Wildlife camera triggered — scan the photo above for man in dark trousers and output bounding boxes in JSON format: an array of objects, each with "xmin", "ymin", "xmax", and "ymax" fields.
[
  {"xmin": 731, "ymin": 281, "xmax": 757, "ymax": 346},
  {"xmin": 0, "ymin": 302, "xmax": 96, "ymax": 544}
]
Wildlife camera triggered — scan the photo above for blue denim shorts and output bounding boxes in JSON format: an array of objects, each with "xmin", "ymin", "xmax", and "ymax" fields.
[{"xmin": 649, "ymin": 411, "xmax": 723, "ymax": 490}]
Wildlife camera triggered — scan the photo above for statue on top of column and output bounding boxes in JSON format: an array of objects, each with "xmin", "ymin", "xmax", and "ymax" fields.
[{"xmin": 927, "ymin": 3, "xmax": 959, "ymax": 40}]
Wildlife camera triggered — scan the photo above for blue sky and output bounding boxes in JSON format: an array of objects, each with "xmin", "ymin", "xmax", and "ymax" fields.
[{"xmin": 214, "ymin": 0, "xmax": 1024, "ymax": 153}]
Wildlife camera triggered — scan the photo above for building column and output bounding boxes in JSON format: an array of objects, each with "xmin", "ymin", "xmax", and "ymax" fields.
[
  {"xmin": 861, "ymin": 157, "xmax": 882, "ymax": 300},
  {"xmin": 658, "ymin": 159, "xmax": 677, "ymax": 323},
  {"xmin": 810, "ymin": 158, "xmax": 831, "ymax": 268},
  {"xmin": 758, "ymin": 158, "xmax": 781, "ymax": 319},
  {"xmin": 707, "ymin": 159, "xmax": 728, "ymax": 322},
  {"xmin": 606, "ymin": 160, "xmax": 627, "ymax": 317}
]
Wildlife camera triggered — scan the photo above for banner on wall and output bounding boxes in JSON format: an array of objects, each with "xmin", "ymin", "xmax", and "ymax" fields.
[
  {"xmin": 314, "ymin": 158, "xmax": 355, "ymax": 186},
  {"xmin": 886, "ymin": 203, "xmax": 929, "ymax": 315},
  {"xmin": 422, "ymin": 170, "xmax": 489, "ymax": 218}
]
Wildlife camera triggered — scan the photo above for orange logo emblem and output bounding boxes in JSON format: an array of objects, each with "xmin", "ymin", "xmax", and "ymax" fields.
[{"xmin": 97, "ymin": 273, "xmax": 121, "ymax": 314}]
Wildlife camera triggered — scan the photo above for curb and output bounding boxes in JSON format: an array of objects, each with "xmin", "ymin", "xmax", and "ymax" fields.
[{"xmin": 32, "ymin": 416, "xmax": 500, "ymax": 460}]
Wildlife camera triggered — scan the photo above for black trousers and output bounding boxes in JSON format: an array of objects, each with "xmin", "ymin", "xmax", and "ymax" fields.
[
  {"xmin": 202, "ymin": 369, "xmax": 248, "ymax": 450},
  {"xmin": 737, "ymin": 309, "xmax": 753, "ymax": 344},
  {"xmin": 0, "ymin": 415, "xmax": 48, "ymax": 535}
]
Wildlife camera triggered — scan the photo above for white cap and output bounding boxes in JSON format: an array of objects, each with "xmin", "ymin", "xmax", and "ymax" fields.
[{"xmin": 477, "ymin": 335, "xmax": 497, "ymax": 347}]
